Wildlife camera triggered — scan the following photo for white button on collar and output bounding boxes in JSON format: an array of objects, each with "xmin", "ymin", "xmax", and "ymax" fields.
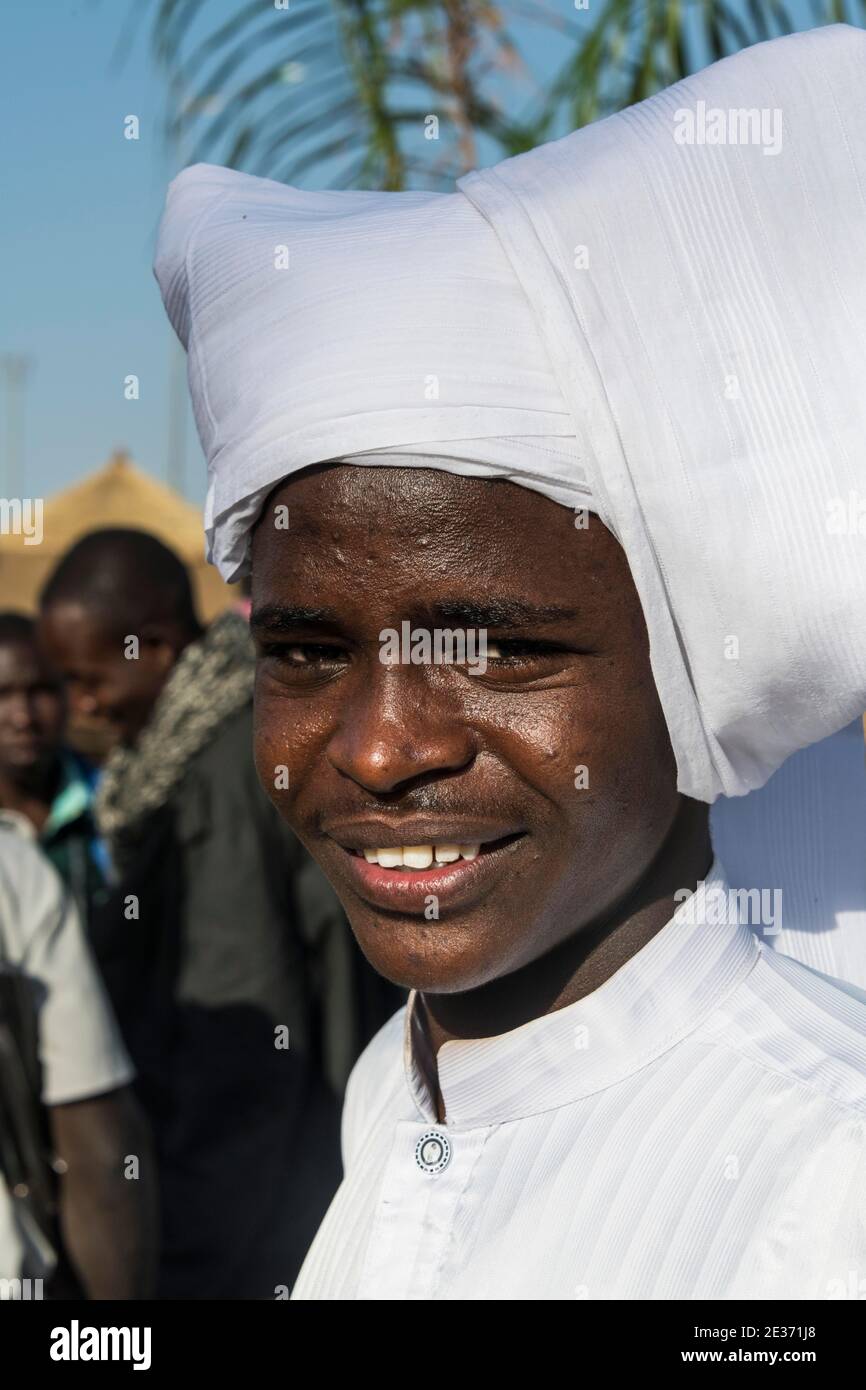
[{"xmin": 415, "ymin": 1129, "xmax": 452, "ymax": 1174}]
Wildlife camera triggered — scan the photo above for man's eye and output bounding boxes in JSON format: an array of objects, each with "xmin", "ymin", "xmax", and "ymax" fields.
[
  {"xmin": 259, "ymin": 642, "xmax": 346, "ymax": 668},
  {"xmin": 483, "ymin": 639, "xmax": 566, "ymax": 664}
]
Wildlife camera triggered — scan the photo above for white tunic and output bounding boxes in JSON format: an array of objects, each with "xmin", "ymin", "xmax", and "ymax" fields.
[
  {"xmin": 0, "ymin": 828, "xmax": 134, "ymax": 1290},
  {"xmin": 291, "ymin": 862, "xmax": 866, "ymax": 1300}
]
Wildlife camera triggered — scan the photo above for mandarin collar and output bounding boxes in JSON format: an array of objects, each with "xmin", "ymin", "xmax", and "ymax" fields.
[{"xmin": 403, "ymin": 861, "xmax": 760, "ymax": 1127}]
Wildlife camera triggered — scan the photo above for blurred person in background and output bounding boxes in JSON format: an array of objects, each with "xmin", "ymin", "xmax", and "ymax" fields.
[
  {"xmin": 38, "ymin": 527, "xmax": 403, "ymax": 1299},
  {"xmin": 0, "ymin": 824, "xmax": 155, "ymax": 1299},
  {"xmin": 0, "ymin": 613, "xmax": 110, "ymax": 933}
]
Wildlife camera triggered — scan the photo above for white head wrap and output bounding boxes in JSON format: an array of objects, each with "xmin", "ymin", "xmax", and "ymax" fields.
[
  {"xmin": 153, "ymin": 173, "xmax": 592, "ymax": 572},
  {"xmin": 154, "ymin": 23, "xmax": 866, "ymax": 805}
]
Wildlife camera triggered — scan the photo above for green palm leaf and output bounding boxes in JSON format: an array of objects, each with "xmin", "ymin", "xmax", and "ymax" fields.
[{"xmin": 143, "ymin": 0, "xmax": 866, "ymax": 187}]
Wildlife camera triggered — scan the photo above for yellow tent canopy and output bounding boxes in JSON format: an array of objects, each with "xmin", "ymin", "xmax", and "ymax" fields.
[{"xmin": 0, "ymin": 451, "xmax": 236, "ymax": 622}]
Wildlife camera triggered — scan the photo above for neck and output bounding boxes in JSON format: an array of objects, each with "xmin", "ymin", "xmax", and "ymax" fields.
[{"xmin": 421, "ymin": 796, "xmax": 712, "ymax": 1121}]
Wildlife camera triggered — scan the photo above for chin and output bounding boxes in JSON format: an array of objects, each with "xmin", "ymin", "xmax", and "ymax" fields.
[
  {"xmin": 348, "ymin": 907, "xmax": 512, "ymax": 996},
  {"xmin": 4, "ymin": 751, "xmax": 43, "ymax": 769}
]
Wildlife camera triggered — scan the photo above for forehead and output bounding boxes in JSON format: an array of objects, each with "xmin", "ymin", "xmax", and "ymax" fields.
[
  {"xmin": 39, "ymin": 602, "xmax": 120, "ymax": 662},
  {"xmin": 0, "ymin": 639, "xmax": 59, "ymax": 685},
  {"xmin": 251, "ymin": 464, "xmax": 625, "ymax": 610}
]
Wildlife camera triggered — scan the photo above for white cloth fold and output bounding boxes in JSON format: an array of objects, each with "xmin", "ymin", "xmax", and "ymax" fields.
[
  {"xmin": 153, "ymin": 175, "xmax": 589, "ymax": 579},
  {"xmin": 712, "ymin": 719, "xmax": 866, "ymax": 990}
]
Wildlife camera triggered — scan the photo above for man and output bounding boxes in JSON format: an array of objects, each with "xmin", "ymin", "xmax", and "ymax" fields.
[
  {"xmin": 0, "ymin": 612, "xmax": 109, "ymax": 933},
  {"xmin": 0, "ymin": 826, "xmax": 154, "ymax": 1298},
  {"xmin": 154, "ymin": 25, "xmax": 866, "ymax": 1298},
  {"xmin": 39, "ymin": 529, "xmax": 400, "ymax": 1298}
]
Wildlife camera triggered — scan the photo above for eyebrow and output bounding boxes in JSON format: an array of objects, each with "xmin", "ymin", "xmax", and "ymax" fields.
[
  {"xmin": 432, "ymin": 599, "xmax": 581, "ymax": 627},
  {"xmin": 250, "ymin": 598, "xmax": 581, "ymax": 633},
  {"xmin": 251, "ymin": 604, "xmax": 337, "ymax": 633}
]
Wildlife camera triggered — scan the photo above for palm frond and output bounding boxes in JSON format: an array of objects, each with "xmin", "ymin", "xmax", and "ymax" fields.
[{"xmin": 144, "ymin": 0, "xmax": 864, "ymax": 189}]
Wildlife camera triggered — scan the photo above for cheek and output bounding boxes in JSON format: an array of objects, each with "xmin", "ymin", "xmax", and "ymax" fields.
[
  {"xmin": 495, "ymin": 662, "xmax": 677, "ymax": 897},
  {"xmin": 253, "ymin": 677, "xmax": 322, "ymax": 817},
  {"xmin": 34, "ymin": 696, "xmax": 63, "ymax": 728},
  {"xmin": 492, "ymin": 659, "xmax": 672, "ymax": 799},
  {"xmin": 115, "ymin": 668, "xmax": 149, "ymax": 703},
  {"xmin": 123, "ymin": 655, "xmax": 168, "ymax": 699},
  {"xmin": 561, "ymin": 663, "xmax": 678, "ymax": 885}
]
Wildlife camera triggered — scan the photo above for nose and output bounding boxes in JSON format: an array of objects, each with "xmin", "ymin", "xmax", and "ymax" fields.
[
  {"xmin": 67, "ymin": 682, "xmax": 101, "ymax": 720},
  {"xmin": 327, "ymin": 663, "xmax": 477, "ymax": 795},
  {"xmin": 8, "ymin": 693, "xmax": 34, "ymax": 729}
]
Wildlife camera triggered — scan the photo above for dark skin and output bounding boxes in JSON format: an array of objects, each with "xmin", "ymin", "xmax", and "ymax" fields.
[
  {"xmin": 0, "ymin": 639, "xmax": 66, "ymax": 830},
  {"xmin": 251, "ymin": 465, "xmax": 711, "ymax": 1123},
  {"xmin": 51, "ymin": 1088, "xmax": 158, "ymax": 1299},
  {"xmin": 38, "ymin": 604, "xmax": 199, "ymax": 748}
]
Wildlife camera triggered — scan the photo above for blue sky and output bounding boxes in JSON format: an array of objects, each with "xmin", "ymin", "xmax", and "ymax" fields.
[
  {"xmin": 1, "ymin": 0, "xmax": 192, "ymax": 500},
  {"xmin": 0, "ymin": 0, "xmax": 843, "ymax": 509}
]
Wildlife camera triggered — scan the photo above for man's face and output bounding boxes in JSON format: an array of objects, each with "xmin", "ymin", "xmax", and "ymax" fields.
[
  {"xmin": 0, "ymin": 640, "xmax": 65, "ymax": 774},
  {"xmin": 38, "ymin": 603, "xmax": 174, "ymax": 748},
  {"xmin": 251, "ymin": 465, "xmax": 680, "ymax": 994}
]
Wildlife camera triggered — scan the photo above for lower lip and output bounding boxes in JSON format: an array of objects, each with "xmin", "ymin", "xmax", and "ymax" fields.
[{"xmin": 331, "ymin": 835, "xmax": 526, "ymax": 914}]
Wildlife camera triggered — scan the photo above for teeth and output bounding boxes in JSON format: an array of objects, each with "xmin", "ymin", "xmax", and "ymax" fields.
[
  {"xmin": 377, "ymin": 848, "xmax": 404, "ymax": 868},
  {"xmin": 358, "ymin": 843, "xmax": 482, "ymax": 867},
  {"xmin": 432, "ymin": 844, "xmax": 460, "ymax": 863},
  {"xmin": 403, "ymin": 846, "xmax": 433, "ymax": 869}
]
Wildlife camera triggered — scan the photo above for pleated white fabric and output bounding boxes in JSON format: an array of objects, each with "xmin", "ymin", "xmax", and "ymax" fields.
[
  {"xmin": 291, "ymin": 863, "xmax": 866, "ymax": 1300},
  {"xmin": 153, "ymin": 174, "xmax": 589, "ymax": 580},
  {"xmin": 712, "ymin": 719, "xmax": 866, "ymax": 988}
]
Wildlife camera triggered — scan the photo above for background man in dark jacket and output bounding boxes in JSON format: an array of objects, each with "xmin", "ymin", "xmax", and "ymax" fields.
[{"xmin": 38, "ymin": 528, "xmax": 402, "ymax": 1299}]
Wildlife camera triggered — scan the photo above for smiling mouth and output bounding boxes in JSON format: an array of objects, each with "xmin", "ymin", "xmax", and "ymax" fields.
[
  {"xmin": 329, "ymin": 831, "xmax": 528, "ymax": 915},
  {"xmin": 346, "ymin": 833, "xmax": 523, "ymax": 869}
]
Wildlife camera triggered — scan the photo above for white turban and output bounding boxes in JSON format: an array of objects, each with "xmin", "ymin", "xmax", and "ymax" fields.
[
  {"xmin": 154, "ymin": 23, "xmax": 866, "ymax": 805},
  {"xmin": 153, "ymin": 172, "xmax": 592, "ymax": 570}
]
